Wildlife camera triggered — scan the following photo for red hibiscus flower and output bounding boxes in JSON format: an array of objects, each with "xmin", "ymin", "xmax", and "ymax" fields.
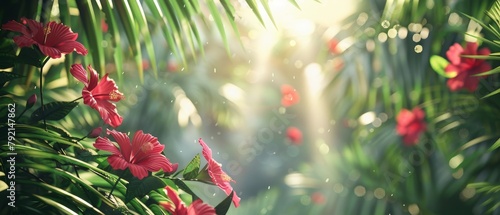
[
  {"xmin": 199, "ymin": 138, "xmax": 240, "ymax": 207},
  {"xmin": 94, "ymin": 129, "xmax": 178, "ymax": 180},
  {"xmin": 1, "ymin": 18, "xmax": 88, "ymax": 59},
  {"xmin": 286, "ymin": 127, "xmax": 302, "ymax": 145},
  {"xmin": 396, "ymin": 107, "xmax": 426, "ymax": 146},
  {"xmin": 160, "ymin": 186, "xmax": 216, "ymax": 215},
  {"xmin": 281, "ymin": 84, "xmax": 300, "ymax": 107},
  {"xmin": 445, "ymin": 42, "xmax": 491, "ymax": 92},
  {"xmin": 70, "ymin": 64, "xmax": 124, "ymax": 127}
]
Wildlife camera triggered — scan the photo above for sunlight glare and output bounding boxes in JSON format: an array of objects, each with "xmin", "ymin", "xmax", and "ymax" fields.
[
  {"xmin": 220, "ymin": 83, "xmax": 244, "ymax": 103},
  {"xmin": 304, "ymin": 63, "xmax": 323, "ymax": 96},
  {"xmin": 359, "ymin": 111, "xmax": 376, "ymax": 125},
  {"xmin": 173, "ymin": 87, "xmax": 202, "ymax": 127}
]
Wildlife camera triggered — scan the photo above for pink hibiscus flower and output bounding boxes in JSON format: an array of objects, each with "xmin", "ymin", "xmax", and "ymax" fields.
[
  {"xmin": 198, "ymin": 138, "xmax": 240, "ymax": 207},
  {"xmin": 396, "ymin": 107, "xmax": 426, "ymax": 146},
  {"xmin": 94, "ymin": 129, "xmax": 177, "ymax": 180},
  {"xmin": 1, "ymin": 18, "xmax": 88, "ymax": 59},
  {"xmin": 70, "ymin": 64, "xmax": 123, "ymax": 127},
  {"xmin": 445, "ymin": 42, "xmax": 491, "ymax": 92},
  {"xmin": 160, "ymin": 186, "xmax": 216, "ymax": 215}
]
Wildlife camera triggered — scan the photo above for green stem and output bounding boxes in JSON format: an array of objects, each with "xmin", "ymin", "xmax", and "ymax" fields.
[
  {"xmin": 39, "ymin": 66, "xmax": 46, "ymax": 130},
  {"xmin": 71, "ymin": 96, "xmax": 83, "ymax": 103},
  {"xmin": 171, "ymin": 168, "xmax": 183, "ymax": 177},
  {"xmin": 15, "ymin": 108, "xmax": 27, "ymax": 121},
  {"xmin": 39, "ymin": 57, "xmax": 49, "ymax": 130},
  {"xmin": 108, "ymin": 171, "xmax": 125, "ymax": 198}
]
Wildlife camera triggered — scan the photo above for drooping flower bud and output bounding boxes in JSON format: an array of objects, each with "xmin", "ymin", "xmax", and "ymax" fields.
[
  {"xmin": 26, "ymin": 94, "xmax": 37, "ymax": 109},
  {"xmin": 88, "ymin": 127, "xmax": 102, "ymax": 138}
]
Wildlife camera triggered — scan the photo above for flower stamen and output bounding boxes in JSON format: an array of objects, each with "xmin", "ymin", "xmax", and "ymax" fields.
[
  {"xmin": 43, "ymin": 26, "xmax": 51, "ymax": 44},
  {"xmin": 110, "ymin": 91, "xmax": 123, "ymax": 100},
  {"xmin": 220, "ymin": 173, "xmax": 232, "ymax": 182},
  {"xmin": 140, "ymin": 142, "xmax": 154, "ymax": 153}
]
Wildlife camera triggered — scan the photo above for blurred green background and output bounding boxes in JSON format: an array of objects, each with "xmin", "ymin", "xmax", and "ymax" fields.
[{"xmin": 3, "ymin": 0, "xmax": 500, "ymax": 214}]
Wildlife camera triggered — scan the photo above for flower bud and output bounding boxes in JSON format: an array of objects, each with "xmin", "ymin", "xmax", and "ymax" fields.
[
  {"xmin": 88, "ymin": 127, "xmax": 102, "ymax": 138},
  {"xmin": 26, "ymin": 94, "xmax": 37, "ymax": 109}
]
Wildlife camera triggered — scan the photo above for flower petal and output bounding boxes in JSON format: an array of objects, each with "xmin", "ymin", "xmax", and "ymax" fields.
[
  {"xmin": 135, "ymin": 154, "xmax": 176, "ymax": 173},
  {"xmin": 447, "ymin": 72, "xmax": 467, "ymax": 92},
  {"xmin": 107, "ymin": 155, "xmax": 129, "ymax": 170},
  {"xmin": 478, "ymin": 47, "xmax": 491, "ymax": 56},
  {"xmin": 70, "ymin": 64, "xmax": 89, "ymax": 85},
  {"xmin": 412, "ymin": 107, "xmax": 425, "ymax": 120},
  {"xmin": 131, "ymin": 130, "xmax": 164, "ymax": 155},
  {"xmin": 199, "ymin": 138, "xmax": 213, "ymax": 161},
  {"xmin": 107, "ymin": 129, "xmax": 132, "ymax": 162},
  {"xmin": 396, "ymin": 109, "xmax": 414, "ymax": 126},
  {"xmin": 12, "ymin": 35, "xmax": 37, "ymax": 47},
  {"xmin": 464, "ymin": 42, "xmax": 479, "ymax": 55},
  {"xmin": 165, "ymin": 186, "xmax": 186, "ymax": 211},
  {"xmin": 446, "ymin": 43, "xmax": 463, "ymax": 65},
  {"xmin": 54, "ymin": 40, "xmax": 88, "ymax": 56},
  {"xmin": 187, "ymin": 199, "xmax": 216, "ymax": 215},
  {"xmin": 93, "ymin": 137, "xmax": 121, "ymax": 155},
  {"xmin": 95, "ymin": 100, "xmax": 123, "ymax": 127},
  {"xmin": 23, "ymin": 18, "xmax": 45, "ymax": 43},
  {"xmin": 92, "ymin": 74, "xmax": 123, "ymax": 101},
  {"xmin": 1, "ymin": 20, "xmax": 30, "ymax": 36},
  {"xmin": 44, "ymin": 21, "xmax": 78, "ymax": 46},
  {"xmin": 158, "ymin": 201, "xmax": 175, "ymax": 215},
  {"xmin": 127, "ymin": 163, "xmax": 150, "ymax": 180},
  {"xmin": 87, "ymin": 65, "xmax": 99, "ymax": 90},
  {"xmin": 38, "ymin": 44, "xmax": 63, "ymax": 59},
  {"xmin": 231, "ymin": 192, "xmax": 241, "ymax": 208}
]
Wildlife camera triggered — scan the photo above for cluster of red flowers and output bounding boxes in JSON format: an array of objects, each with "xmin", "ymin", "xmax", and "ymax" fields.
[
  {"xmin": 2, "ymin": 18, "xmax": 240, "ymax": 213},
  {"xmin": 444, "ymin": 42, "xmax": 491, "ymax": 92}
]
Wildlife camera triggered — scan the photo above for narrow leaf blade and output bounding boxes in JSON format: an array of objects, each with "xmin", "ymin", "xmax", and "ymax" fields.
[
  {"xmin": 30, "ymin": 101, "xmax": 78, "ymax": 121},
  {"xmin": 215, "ymin": 191, "xmax": 234, "ymax": 215}
]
